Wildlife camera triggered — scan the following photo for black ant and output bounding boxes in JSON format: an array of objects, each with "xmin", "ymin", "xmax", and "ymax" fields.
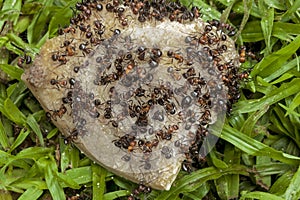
[
  {"xmin": 136, "ymin": 46, "xmax": 147, "ymax": 60},
  {"xmin": 128, "ymin": 184, "xmax": 152, "ymax": 200},
  {"xmin": 104, "ymin": 100, "xmax": 113, "ymax": 119},
  {"xmin": 64, "ymin": 129, "xmax": 79, "ymax": 145},
  {"xmin": 17, "ymin": 54, "xmax": 32, "ymax": 67},
  {"xmin": 79, "ymin": 41, "xmax": 93, "ymax": 55},
  {"xmin": 113, "ymin": 134, "xmax": 136, "ymax": 151},
  {"xmin": 134, "ymin": 87, "xmax": 146, "ymax": 97}
]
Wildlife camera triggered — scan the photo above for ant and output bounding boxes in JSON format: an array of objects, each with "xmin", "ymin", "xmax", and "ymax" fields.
[
  {"xmin": 79, "ymin": 41, "xmax": 93, "ymax": 55},
  {"xmin": 64, "ymin": 129, "xmax": 79, "ymax": 145},
  {"xmin": 125, "ymin": 61, "xmax": 136, "ymax": 74},
  {"xmin": 138, "ymin": 139, "xmax": 159, "ymax": 153},
  {"xmin": 182, "ymin": 67, "xmax": 196, "ymax": 79},
  {"xmin": 140, "ymin": 102, "xmax": 152, "ymax": 115},
  {"xmin": 134, "ymin": 87, "xmax": 146, "ymax": 97},
  {"xmin": 47, "ymin": 104, "xmax": 67, "ymax": 121},
  {"xmin": 104, "ymin": 100, "xmax": 113, "ymax": 119},
  {"xmin": 113, "ymin": 134, "xmax": 136, "ymax": 151},
  {"xmin": 136, "ymin": 113, "xmax": 149, "ymax": 126},
  {"xmin": 187, "ymin": 76, "xmax": 206, "ymax": 86},
  {"xmin": 239, "ymin": 45, "xmax": 246, "ymax": 63},
  {"xmin": 51, "ymin": 52, "xmax": 67, "ymax": 64},
  {"xmin": 50, "ymin": 77, "xmax": 68, "ymax": 90},
  {"xmin": 164, "ymin": 101, "xmax": 176, "ymax": 115},
  {"xmin": 137, "ymin": 46, "xmax": 147, "ymax": 60},
  {"xmin": 99, "ymin": 73, "xmax": 119, "ymax": 85},
  {"xmin": 166, "ymin": 124, "xmax": 178, "ymax": 135},
  {"xmin": 128, "ymin": 184, "xmax": 151, "ymax": 200},
  {"xmin": 167, "ymin": 50, "xmax": 184, "ymax": 63},
  {"xmin": 17, "ymin": 54, "xmax": 32, "ymax": 68},
  {"xmin": 150, "ymin": 48, "xmax": 162, "ymax": 59},
  {"xmin": 131, "ymin": 1, "xmax": 144, "ymax": 15},
  {"xmin": 199, "ymin": 109, "xmax": 211, "ymax": 125},
  {"xmin": 62, "ymin": 26, "xmax": 76, "ymax": 34},
  {"xmin": 128, "ymin": 101, "xmax": 140, "ymax": 118},
  {"xmin": 62, "ymin": 91, "xmax": 73, "ymax": 105}
]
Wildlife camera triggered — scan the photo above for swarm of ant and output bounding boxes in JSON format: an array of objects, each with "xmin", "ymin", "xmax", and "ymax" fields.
[{"xmin": 22, "ymin": 0, "xmax": 245, "ymax": 197}]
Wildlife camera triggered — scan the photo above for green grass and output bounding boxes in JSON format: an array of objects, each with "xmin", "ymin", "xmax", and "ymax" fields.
[{"xmin": 0, "ymin": 0, "xmax": 300, "ymax": 199}]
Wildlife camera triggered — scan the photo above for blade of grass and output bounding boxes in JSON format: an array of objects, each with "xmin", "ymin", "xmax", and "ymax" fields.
[
  {"xmin": 284, "ymin": 164, "xmax": 300, "ymax": 200},
  {"xmin": 233, "ymin": 78, "xmax": 300, "ymax": 114},
  {"xmin": 17, "ymin": 186, "xmax": 43, "ymax": 200},
  {"xmin": 241, "ymin": 191, "xmax": 285, "ymax": 200},
  {"xmin": 92, "ymin": 163, "xmax": 107, "ymax": 200},
  {"xmin": 0, "ymin": 64, "xmax": 23, "ymax": 81},
  {"xmin": 26, "ymin": 114, "xmax": 44, "ymax": 146},
  {"xmin": 270, "ymin": 171, "xmax": 294, "ymax": 196},
  {"xmin": 240, "ymin": 105, "xmax": 269, "ymax": 136},
  {"xmin": 8, "ymin": 128, "xmax": 30, "ymax": 153},
  {"xmin": 37, "ymin": 156, "xmax": 65, "ymax": 200},
  {"xmin": 27, "ymin": 0, "xmax": 54, "ymax": 45},
  {"xmin": 156, "ymin": 165, "xmax": 248, "ymax": 200},
  {"xmin": 103, "ymin": 190, "xmax": 131, "ymax": 200},
  {"xmin": 0, "ymin": 118, "xmax": 10, "ymax": 150},
  {"xmin": 223, "ymin": 143, "xmax": 241, "ymax": 199},
  {"xmin": 64, "ymin": 166, "xmax": 92, "ymax": 185},
  {"xmin": 221, "ymin": 124, "xmax": 300, "ymax": 165},
  {"xmin": 258, "ymin": 0, "xmax": 274, "ymax": 55},
  {"xmin": 264, "ymin": 57, "xmax": 299, "ymax": 82},
  {"xmin": 251, "ymin": 35, "xmax": 300, "ymax": 78},
  {"xmin": 1, "ymin": 98, "xmax": 26, "ymax": 125},
  {"xmin": 234, "ymin": 0, "xmax": 253, "ymax": 42},
  {"xmin": 281, "ymin": 0, "xmax": 300, "ymax": 22}
]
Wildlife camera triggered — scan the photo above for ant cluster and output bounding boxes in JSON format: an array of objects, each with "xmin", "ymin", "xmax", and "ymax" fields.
[{"xmin": 22, "ymin": 0, "xmax": 244, "ymax": 192}]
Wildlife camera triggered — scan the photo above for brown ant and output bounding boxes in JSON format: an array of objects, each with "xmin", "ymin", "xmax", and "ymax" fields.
[
  {"xmin": 151, "ymin": 48, "xmax": 162, "ymax": 59},
  {"xmin": 187, "ymin": 76, "xmax": 206, "ymax": 86},
  {"xmin": 164, "ymin": 101, "xmax": 176, "ymax": 115},
  {"xmin": 63, "ymin": 26, "xmax": 76, "ymax": 34},
  {"xmin": 47, "ymin": 104, "xmax": 67, "ymax": 121},
  {"xmin": 140, "ymin": 102, "xmax": 152, "ymax": 115},
  {"xmin": 50, "ymin": 77, "xmax": 68, "ymax": 89},
  {"xmin": 199, "ymin": 109, "xmax": 211, "ymax": 125},
  {"xmin": 165, "ymin": 124, "xmax": 178, "ymax": 137},
  {"xmin": 138, "ymin": 139, "xmax": 159, "ymax": 153},
  {"xmin": 238, "ymin": 71, "xmax": 250, "ymax": 80},
  {"xmin": 182, "ymin": 67, "xmax": 196, "ymax": 79},
  {"xmin": 135, "ymin": 113, "xmax": 148, "ymax": 126},
  {"xmin": 51, "ymin": 52, "xmax": 67, "ymax": 64},
  {"xmin": 131, "ymin": 1, "xmax": 144, "ymax": 15},
  {"xmin": 239, "ymin": 46, "xmax": 246, "ymax": 63},
  {"xmin": 167, "ymin": 50, "xmax": 184, "ymax": 63},
  {"xmin": 102, "ymin": 72, "xmax": 119, "ymax": 85},
  {"xmin": 125, "ymin": 61, "xmax": 136, "ymax": 74}
]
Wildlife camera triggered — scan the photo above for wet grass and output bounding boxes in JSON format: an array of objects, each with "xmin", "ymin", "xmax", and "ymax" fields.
[{"xmin": 0, "ymin": 0, "xmax": 300, "ymax": 199}]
